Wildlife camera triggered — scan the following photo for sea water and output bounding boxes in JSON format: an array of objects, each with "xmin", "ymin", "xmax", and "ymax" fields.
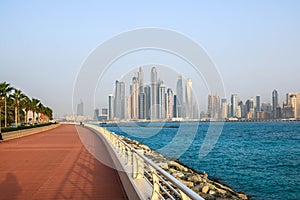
[{"xmin": 102, "ymin": 122, "xmax": 300, "ymax": 200}]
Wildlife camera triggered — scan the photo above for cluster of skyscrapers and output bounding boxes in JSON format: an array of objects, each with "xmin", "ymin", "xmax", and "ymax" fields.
[
  {"xmin": 108, "ymin": 67, "xmax": 198, "ymax": 121},
  {"xmin": 206, "ymin": 90, "xmax": 300, "ymax": 120}
]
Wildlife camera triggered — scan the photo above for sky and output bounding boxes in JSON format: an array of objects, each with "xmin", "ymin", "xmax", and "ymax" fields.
[{"xmin": 1, "ymin": 1, "xmax": 299, "ymax": 117}]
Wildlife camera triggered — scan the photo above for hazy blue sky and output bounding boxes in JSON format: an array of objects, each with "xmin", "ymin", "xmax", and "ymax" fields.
[{"xmin": 1, "ymin": 1, "xmax": 299, "ymax": 117}]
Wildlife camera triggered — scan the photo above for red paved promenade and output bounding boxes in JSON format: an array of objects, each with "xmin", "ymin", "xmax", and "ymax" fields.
[{"xmin": 0, "ymin": 124, "xmax": 128, "ymax": 200}]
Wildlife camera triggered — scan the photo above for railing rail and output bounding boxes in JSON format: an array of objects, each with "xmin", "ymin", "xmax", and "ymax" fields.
[{"xmin": 85, "ymin": 124, "xmax": 204, "ymax": 200}]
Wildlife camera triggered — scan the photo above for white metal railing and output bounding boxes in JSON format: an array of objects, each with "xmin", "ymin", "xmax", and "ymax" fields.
[{"xmin": 85, "ymin": 124, "xmax": 204, "ymax": 200}]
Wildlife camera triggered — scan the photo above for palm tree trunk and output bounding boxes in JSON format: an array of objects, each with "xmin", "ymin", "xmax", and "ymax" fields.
[
  {"xmin": 25, "ymin": 110, "xmax": 28, "ymax": 125},
  {"xmin": 15, "ymin": 106, "xmax": 18, "ymax": 126},
  {"xmin": 0, "ymin": 105, "xmax": 2, "ymax": 134},
  {"xmin": 32, "ymin": 111, "xmax": 35, "ymax": 124},
  {"xmin": 4, "ymin": 98, "xmax": 7, "ymax": 127}
]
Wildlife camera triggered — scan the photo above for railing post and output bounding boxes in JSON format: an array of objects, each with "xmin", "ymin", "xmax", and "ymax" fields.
[
  {"xmin": 126, "ymin": 147, "xmax": 132, "ymax": 166},
  {"xmin": 151, "ymin": 168, "xmax": 160, "ymax": 200},
  {"xmin": 132, "ymin": 149, "xmax": 144, "ymax": 179}
]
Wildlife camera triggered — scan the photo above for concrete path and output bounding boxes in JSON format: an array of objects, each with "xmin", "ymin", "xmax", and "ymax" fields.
[{"xmin": 0, "ymin": 124, "xmax": 128, "ymax": 200}]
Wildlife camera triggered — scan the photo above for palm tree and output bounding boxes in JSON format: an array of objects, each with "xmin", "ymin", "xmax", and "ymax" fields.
[
  {"xmin": 10, "ymin": 89, "xmax": 26, "ymax": 126},
  {"xmin": 31, "ymin": 98, "xmax": 40, "ymax": 125},
  {"xmin": 0, "ymin": 82, "xmax": 13, "ymax": 127},
  {"xmin": 37, "ymin": 103, "xmax": 45, "ymax": 123},
  {"xmin": 22, "ymin": 97, "xmax": 32, "ymax": 125}
]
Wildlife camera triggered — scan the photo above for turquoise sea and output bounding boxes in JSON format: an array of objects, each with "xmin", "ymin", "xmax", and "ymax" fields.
[{"xmin": 101, "ymin": 122, "xmax": 300, "ymax": 200}]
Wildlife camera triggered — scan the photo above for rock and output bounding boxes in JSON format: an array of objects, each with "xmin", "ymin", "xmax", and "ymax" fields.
[
  {"xmin": 168, "ymin": 168, "xmax": 176, "ymax": 173},
  {"xmin": 139, "ymin": 144, "xmax": 151, "ymax": 151},
  {"xmin": 209, "ymin": 190, "xmax": 216, "ymax": 195},
  {"xmin": 202, "ymin": 185, "xmax": 209, "ymax": 194},
  {"xmin": 168, "ymin": 161, "xmax": 188, "ymax": 172},
  {"xmin": 203, "ymin": 173, "xmax": 208, "ymax": 178},
  {"xmin": 216, "ymin": 188, "xmax": 227, "ymax": 194},
  {"xmin": 171, "ymin": 171, "xmax": 184, "ymax": 179},
  {"xmin": 157, "ymin": 162, "xmax": 169, "ymax": 170},
  {"xmin": 179, "ymin": 180, "xmax": 194, "ymax": 188},
  {"xmin": 188, "ymin": 174, "xmax": 202, "ymax": 182},
  {"xmin": 238, "ymin": 193, "xmax": 248, "ymax": 200},
  {"xmin": 192, "ymin": 184, "xmax": 202, "ymax": 192}
]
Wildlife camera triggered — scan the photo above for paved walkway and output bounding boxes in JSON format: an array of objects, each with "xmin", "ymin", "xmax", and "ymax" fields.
[{"xmin": 0, "ymin": 124, "xmax": 128, "ymax": 200}]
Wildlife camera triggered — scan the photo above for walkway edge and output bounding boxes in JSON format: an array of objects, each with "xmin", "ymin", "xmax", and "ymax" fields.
[
  {"xmin": 83, "ymin": 124, "xmax": 146, "ymax": 200},
  {"xmin": 1, "ymin": 124, "xmax": 61, "ymax": 141}
]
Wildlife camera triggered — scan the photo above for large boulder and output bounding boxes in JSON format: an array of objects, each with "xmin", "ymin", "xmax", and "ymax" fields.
[
  {"xmin": 156, "ymin": 162, "xmax": 169, "ymax": 170},
  {"xmin": 168, "ymin": 161, "xmax": 188, "ymax": 172},
  {"xmin": 202, "ymin": 185, "xmax": 209, "ymax": 194},
  {"xmin": 171, "ymin": 171, "xmax": 185, "ymax": 179},
  {"xmin": 179, "ymin": 180, "xmax": 194, "ymax": 188}
]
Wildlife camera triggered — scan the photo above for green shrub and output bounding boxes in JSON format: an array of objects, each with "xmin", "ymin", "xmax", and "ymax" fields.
[{"xmin": 1, "ymin": 123, "xmax": 54, "ymax": 133}]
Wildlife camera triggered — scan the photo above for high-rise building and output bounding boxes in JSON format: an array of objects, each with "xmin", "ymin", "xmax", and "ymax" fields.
[
  {"xmin": 94, "ymin": 108, "xmax": 99, "ymax": 120},
  {"xmin": 256, "ymin": 96, "xmax": 261, "ymax": 112},
  {"xmin": 77, "ymin": 100, "xmax": 84, "ymax": 116},
  {"xmin": 159, "ymin": 83, "xmax": 166, "ymax": 119},
  {"xmin": 185, "ymin": 78, "xmax": 193, "ymax": 119},
  {"xmin": 108, "ymin": 94, "xmax": 114, "ymax": 120},
  {"xmin": 193, "ymin": 103, "xmax": 199, "ymax": 119},
  {"xmin": 150, "ymin": 67, "xmax": 159, "ymax": 120},
  {"xmin": 176, "ymin": 75, "xmax": 183, "ymax": 118},
  {"xmin": 272, "ymin": 89, "xmax": 279, "ymax": 118},
  {"xmin": 173, "ymin": 95, "xmax": 177, "ymax": 118},
  {"xmin": 296, "ymin": 93, "xmax": 300, "ymax": 119},
  {"xmin": 166, "ymin": 88, "xmax": 174, "ymax": 119},
  {"xmin": 138, "ymin": 67, "xmax": 144, "ymax": 93},
  {"xmin": 238, "ymin": 101, "xmax": 245, "ymax": 118},
  {"xmin": 144, "ymin": 85, "xmax": 151, "ymax": 120},
  {"xmin": 231, "ymin": 94, "xmax": 238, "ymax": 117},
  {"xmin": 99, "ymin": 108, "xmax": 108, "ymax": 121},
  {"xmin": 207, "ymin": 94, "xmax": 220, "ymax": 119},
  {"xmin": 138, "ymin": 92, "xmax": 146, "ymax": 119},
  {"xmin": 125, "ymin": 95, "xmax": 131, "ymax": 120},
  {"xmin": 221, "ymin": 98, "xmax": 227, "ymax": 119},
  {"xmin": 131, "ymin": 75, "xmax": 139, "ymax": 120},
  {"xmin": 113, "ymin": 80, "xmax": 125, "ymax": 119},
  {"xmin": 245, "ymin": 98, "xmax": 255, "ymax": 119}
]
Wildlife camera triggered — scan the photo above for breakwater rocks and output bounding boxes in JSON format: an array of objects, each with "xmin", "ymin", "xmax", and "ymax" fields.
[{"xmin": 119, "ymin": 136, "xmax": 248, "ymax": 200}]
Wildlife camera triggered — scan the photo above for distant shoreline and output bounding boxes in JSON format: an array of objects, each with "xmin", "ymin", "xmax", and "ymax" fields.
[{"xmin": 98, "ymin": 119, "xmax": 300, "ymax": 124}]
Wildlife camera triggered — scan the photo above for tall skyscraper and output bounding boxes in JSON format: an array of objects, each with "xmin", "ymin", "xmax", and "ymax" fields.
[
  {"xmin": 296, "ymin": 93, "xmax": 300, "ymax": 119},
  {"xmin": 131, "ymin": 75, "xmax": 139, "ymax": 120},
  {"xmin": 114, "ymin": 80, "xmax": 125, "ymax": 119},
  {"xmin": 193, "ymin": 103, "xmax": 199, "ymax": 119},
  {"xmin": 94, "ymin": 108, "xmax": 99, "ymax": 120},
  {"xmin": 207, "ymin": 94, "xmax": 220, "ymax": 119},
  {"xmin": 159, "ymin": 83, "xmax": 166, "ymax": 119},
  {"xmin": 256, "ymin": 95, "xmax": 261, "ymax": 112},
  {"xmin": 231, "ymin": 94, "xmax": 238, "ymax": 117},
  {"xmin": 138, "ymin": 92, "xmax": 146, "ymax": 119},
  {"xmin": 125, "ymin": 95, "xmax": 131, "ymax": 120},
  {"xmin": 272, "ymin": 89, "xmax": 279, "ymax": 118},
  {"xmin": 166, "ymin": 88, "xmax": 174, "ymax": 119},
  {"xmin": 108, "ymin": 94, "xmax": 114, "ymax": 120},
  {"xmin": 185, "ymin": 78, "xmax": 193, "ymax": 119},
  {"xmin": 138, "ymin": 67, "xmax": 144, "ymax": 93},
  {"xmin": 245, "ymin": 98, "xmax": 255, "ymax": 118},
  {"xmin": 150, "ymin": 67, "xmax": 159, "ymax": 120},
  {"xmin": 173, "ymin": 95, "xmax": 177, "ymax": 118},
  {"xmin": 144, "ymin": 85, "xmax": 151, "ymax": 120},
  {"xmin": 221, "ymin": 98, "xmax": 227, "ymax": 119},
  {"xmin": 176, "ymin": 75, "xmax": 183, "ymax": 118},
  {"xmin": 77, "ymin": 100, "xmax": 84, "ymax": 116}
]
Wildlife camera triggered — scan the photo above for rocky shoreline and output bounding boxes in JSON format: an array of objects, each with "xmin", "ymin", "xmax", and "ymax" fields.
[{"xmin": 119, "ymin": 136, "xmax": 248, "ymax": 200}]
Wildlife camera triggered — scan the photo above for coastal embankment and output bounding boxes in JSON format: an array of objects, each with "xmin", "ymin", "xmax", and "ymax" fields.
[{"xmin": 119, "ymin": 135, "xmax": 248, "ymax": 200}]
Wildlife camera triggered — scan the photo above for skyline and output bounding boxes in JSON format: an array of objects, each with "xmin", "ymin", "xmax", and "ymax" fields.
[
  {"xmin": 87, "ymin": 66, "xmax": 300, "ymax": 121},
  {"xmin": 1, "ymin": 1, "xmax": 300, "ymax": 117}
]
